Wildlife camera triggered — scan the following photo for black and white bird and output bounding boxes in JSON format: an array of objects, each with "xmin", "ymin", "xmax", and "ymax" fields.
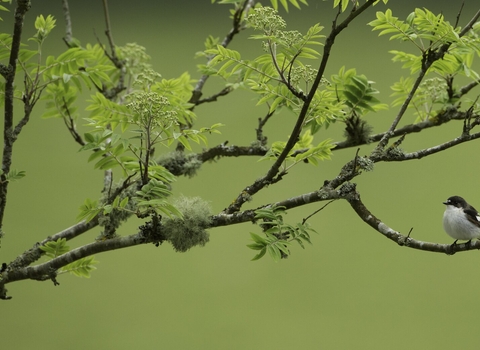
[{"xmin": 443, "ymin": 196, "xmax": 480, "ymax": 245}]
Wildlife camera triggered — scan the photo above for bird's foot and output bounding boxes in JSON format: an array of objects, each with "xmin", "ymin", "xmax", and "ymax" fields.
[{"xmin": 447, "ymin": 240, "xmax": 458, "ymax": 255}]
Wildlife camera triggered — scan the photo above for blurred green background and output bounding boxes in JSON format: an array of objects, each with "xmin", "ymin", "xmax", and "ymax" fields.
[{"xmin": 2, "ymin": 1, "xmax": 480, "ymax": 349}]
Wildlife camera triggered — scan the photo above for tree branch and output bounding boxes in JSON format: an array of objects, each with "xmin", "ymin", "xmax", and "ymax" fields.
[
  {"xmin": 459, "ymin": 8, "xmax": 480, "ymax": 36},
  {"xmin": 2, "ymin": 232, "xmax": 149, "ymax": 287},
  {"xmin": 377, "ymin": 131, "xmax": 480, "ymax": 162},
  {"xmin": 345, "ymin": 187, "xmax": 480, "ymax": 254},
  {"xmin": 196, "ymin": 86, "xmax": 233, "ymax": 105},
  {"xmin": 373, "ymin": 9, "xmax": 480, "ymax": 155},
  {"xmin": 373, "ymin": 66, "xmax": 428, "ymax": 153},
  {"xmin": 268, "ymin": 41, "xmax": 306, "ymax": 101},
  {"xmin": 190, "ymin": 0, "xmax": 255, "ymax": 105},
  {"xmin": 256, "ymin": 110, "xmax": 274, "ymax": 145},
  {"xmin": 0, "ymin": 0, "xmax": 31, "ymax": 232},
  {"xmin": 334, "ymin": 107, "xmax": 473, "ymax": 150},
  {"xmin": 90, "ymin": 0, "xmax": 126, "ymax": 100},
  {"xmin": 7, "ymin": 219, "xmax": 100, "ymax": 270},
  {"xmin": 62, "ymin": 97, "xmax": 86, "ymax": 146},
  {"xmin": 61, "ymin": 0, "xmax": 74, "ymax": 47},
  {"xmin": 225, "ymin": 0, "xmax": 377, "ymax": 214},
  {"xmin": 457, "ymin": 80, "xmax": 479, "ymax": 97}
]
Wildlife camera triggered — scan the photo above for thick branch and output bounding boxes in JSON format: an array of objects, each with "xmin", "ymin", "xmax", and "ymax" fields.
[
  {"xmin": 7, "ymin": 219, "xmax": 99, "ymax": 270},
  {"xmin": 345, "ymin": 188, "xmax": 480, "ymax": 254},
  {"xmin": 334, "ymin": 107, "xmax": 471, "ymax": 150},
  {"xmin": 3, "ymin": 232, "xmax": 147, "ymax": 286},
  {"xmin": 0, "ymin": 0, "xmax": 31, "ymax": 231},
  {"xmin": 377, "ymin": 131, "xmax": 480, "ymax": 162},
  {"xmin": 199, "ymin": 143, "xmax": 267, "ymax": 162},
  {"xmin": 212, "ymin": 187, "xmax": 340, "ymax": 227}
]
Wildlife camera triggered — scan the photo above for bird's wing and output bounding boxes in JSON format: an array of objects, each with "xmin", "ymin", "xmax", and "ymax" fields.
[{"xmin": 464, "ymin": 208, "xmax": 480, "ymax": 226}]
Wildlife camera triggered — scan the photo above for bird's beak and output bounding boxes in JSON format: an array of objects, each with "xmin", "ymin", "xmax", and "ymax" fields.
[{"xmin": 443, "ymin": 201, "xmax": 448, "ymax": 205}]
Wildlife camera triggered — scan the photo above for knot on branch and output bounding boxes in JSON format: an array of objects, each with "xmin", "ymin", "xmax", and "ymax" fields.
[
  {"xmin": 337, "ymin": 182, "xmax": 357, "ymax": 198},
  {"xmin": 0, "ymin": 64, "xmax": 12, "ymax": 79},
  {"xmin": 384, "ymin": 146, "xmax": 405, "ymax": 160},
  {"xmin": 396, "ymin": 234, "xmax": 413, "ymax": 247},
  {"xmin": 421, "ymin": 47, "xmax": 446, "ymax": 71},
  {"xmin": 49, "ymin": 268, "xmax": 59, "ymax": 286},
  {"xmin": 158, "ymin": 151, "xmax": 202, "ymax": 177},
  {"xmin": 435, "ymin": 105, "xmax": 458, "ymax": 124},
  {"xmin": 316, "ymin": 187, "xmax": 338, "ymax": 200},
  {"xmin": 139, "ymin": 214, "xmax": 166, "ymax": 247},
  {"xmin": 17, "ymin": 0, "xmax": 32, "ymax": 13},
  {"xmin": 462, "ymin": 104, "xmax": 479, "ymax": 136}
]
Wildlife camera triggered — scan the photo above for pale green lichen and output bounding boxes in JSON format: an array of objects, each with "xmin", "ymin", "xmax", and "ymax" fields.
[{"xmin": 162, "ymin": 196, "xmax": 212, "ymax": 252}]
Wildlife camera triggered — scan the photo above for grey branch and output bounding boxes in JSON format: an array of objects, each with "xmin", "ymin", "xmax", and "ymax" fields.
[
  {"xmin": 345, "ymin": 188, "xmax": 479, "ymax": 255},
  {"xmin": 8, "ymin": 219, "xmax": 100, "ymax": 270},
  {"xmin": 334, "ymin": 107, "xmax": 473, "ymax": 150},
  {"xmin": 3, "ymin": 232, "xmax": 148, "ymax": 286},
  {"xmin": 0, "ymin": 0, "xmax": 31, "ymax": 231},
  {"xmin": 196, "ymin": 86, "xmax": 233, "ymax": 105},
  {"xmin": 61, "ymin": 0, "xmax": 73, "ymax": 46},
  {"xmin": 378, "ymin": 131, "xmax": 480, "ymax": 162}
]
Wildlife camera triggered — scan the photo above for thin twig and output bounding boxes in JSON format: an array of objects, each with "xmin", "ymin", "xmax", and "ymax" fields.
[
  {"xmin": 196, "ymin": 86, "xmax": 233, "ymax": 105},
  {"xmin": 102, "ymin": 0, "xmax": 119, "ymax": 66},
  {"xmin": 350, "ymin": 148, "xmax": 360, "ymax": 176},
  {"xmin": 457, "ymin": 80, "xmax": 479, "ymax": 97},
  {"xmin": 459, "ymin": 8, "xmax": 480, "ymax": 36},
  {"xmin": 454, "ymin": 2, "xmax": 465, "ymax": 28},
  {"xmin": 268, "ymin": 41, "xmax": 306, "ymax": 101},
  {"xmin": 302, "ymin": 200, "xmax": 336, "ymax": 224},
  {"xmin": 373, "ymin": 68, "xmax": 428, "ymax": 153},
  {"xmin": 190, "ymin": 0, "xmax": 255, "ymax": 105},
  {"xmin": 62, "ymin": 97, "xmax": 85, "ymax": 146},
  {"xmin": 256, "ymin": 110, "xmax": 274, "ymax": 145}
]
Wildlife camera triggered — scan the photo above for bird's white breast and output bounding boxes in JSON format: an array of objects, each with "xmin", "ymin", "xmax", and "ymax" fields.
[{"xmin": 443, "ymin": 205, "xmax": 480, "ymax": 240}]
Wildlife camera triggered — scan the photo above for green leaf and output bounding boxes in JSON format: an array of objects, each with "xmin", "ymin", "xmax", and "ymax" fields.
[
  {"xmin": 119, "ymin": 197, "xmax": 129, "ymax": 208},
  {"xmin": 77, "ymin": 198, "xmax": 101, "ymax": 222},
  {"xmin": 251, "ymin": 247, "xmax": 267, "ymax": 261},
  {"xmin": 40, "ymin": 238, "xmax": 70, "ymax": 258},
  {"xmin": 267, "ymin": 244, "xmax": 282, "ymax": 262},
  {"xmin": 5, "ymin": 169, "xmax": 26, "ymax": 182},
  {"xmin": 250, "ymin": 232, "xmax": 267, "ymax": 245},
  {"xmin": 60, "ymin": 256, "xmax": 98, "ymax": 278},
  {"xmin": 333, "ymin": 0, "xmax": 349, "ymax": 12},
  {"xmin": 247, "ymin": 243, "xmax": 267, "ymax": 251}
]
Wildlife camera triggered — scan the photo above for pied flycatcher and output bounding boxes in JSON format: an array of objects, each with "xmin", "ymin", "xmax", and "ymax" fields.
[{"xmin": 443, "ymin": 195, "xmax": 480, "ymax": 245}]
